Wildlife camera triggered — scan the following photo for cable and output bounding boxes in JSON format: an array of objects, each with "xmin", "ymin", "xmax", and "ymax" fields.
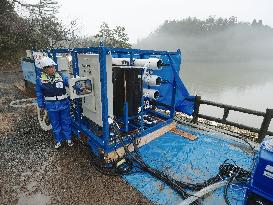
[
  {"xmin": 111, "ymin": 120, "xmax": 196, "ymax": 202},
  {"xmin": 10, "ymin": 98, "xmax": 52, "ymax": 131},
  {"xmin": 118, "ymin": 119, "xmax": 250, "ymax": 195},
  {"xmin": 89, "ymin": 149, "xmax": 133, "ymax": 176},
  {"xmin": 9, "ymin": 98, "xmax": 37, "ymax": 108},
  {"xmin": 175, "ymin": 116, "xmax": 258, "ymax": 174},
  {"xmin": 178, "ymin": 180, "xmax": 228, "ymax": 205},
  {"xmin": 112, "ymin": 120, "xmax": 251, "ymax": 204},
  {"xmin": 224, "ymin": 175, "xmax": 236, "ymax": 205},
  {"xmin": 93, "ymin": 119, "xmax": 251, "ymax": 205},
  {"xmin": 37, "ymin": 105, "xmax": 52, "ymax": 131}
]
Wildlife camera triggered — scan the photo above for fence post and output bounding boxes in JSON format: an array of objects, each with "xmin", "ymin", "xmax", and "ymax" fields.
[
  {"xmin": 222, "ymin": 108, "xmax": 229, "ymax": 123},
  {"xmin": 258, "ymin": 109, "xmax": 273, "ymax": 143},
  {"xmin": 192, "ymin": 96, "xmax": 201, "ymax": 123}
]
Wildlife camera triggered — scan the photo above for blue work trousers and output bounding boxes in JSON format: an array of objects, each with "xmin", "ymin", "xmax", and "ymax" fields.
[{"xmin": 47, "ymin": 106, "xmax": 71, "ymax": 143}]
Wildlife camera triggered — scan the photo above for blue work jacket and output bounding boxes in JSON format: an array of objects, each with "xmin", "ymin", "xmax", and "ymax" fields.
[{"xmin": 36, "ymin": 71, "xmax": 70, "ymax": 111}]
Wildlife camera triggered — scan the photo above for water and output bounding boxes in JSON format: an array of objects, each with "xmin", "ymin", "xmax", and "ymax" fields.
[{"xmin": 180, "ymin": 61, "xmax": 273, "ymax": 132}]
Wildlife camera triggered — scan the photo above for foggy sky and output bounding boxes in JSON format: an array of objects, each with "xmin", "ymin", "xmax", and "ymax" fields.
[
  {"xmin": 20, "ymin": 0, "xmax": 273, "ymax": 43},
  {"xmin": 56, "ymin": 0, "xmax": 272, "ymax": 43}
]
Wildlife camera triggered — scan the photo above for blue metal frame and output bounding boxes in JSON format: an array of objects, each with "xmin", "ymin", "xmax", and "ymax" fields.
[
  {"xmin": 44, "ymin": 46, "xmax": 181, "ymax": 160},
  {"xmin": 98, "ymin": 46, "xmax": 110, "ymax": 150}
]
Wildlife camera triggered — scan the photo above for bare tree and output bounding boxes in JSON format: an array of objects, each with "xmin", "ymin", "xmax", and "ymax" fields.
[
  {"xmin": 13, "ymin": 0, "xmax": 75, "ymax": 48},
  {"xmin": 0, "ymin": 0, "xmax": 78, "ymax": 64},
  {"xmin": 95, "ymin": 22, "xmax": 131, "ymax": 48}
]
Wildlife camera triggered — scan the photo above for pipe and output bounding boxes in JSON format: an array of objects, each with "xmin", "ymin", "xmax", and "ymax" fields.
[
  {"xmin": 112, "ymin": 58, "xmax": 163, "ymax": 69},
  {"xmin": 37, "ymin": 105, "xmax": 52, "ymax": 131},
  {"xmin": 9, "ymin": 98, "xmax": 37, "ymax": 108},
  {"xmin": 134, "ymin": 58, "xmax": 163, "ymax": 69},
  {"xmin": 112, "ymin": 58, "xmax": 130, "ymax": 66},
  {"xmin": 143, "ymin": 75, "xmax": 161, "ymax": 86},
  {"xmin": 143, "ymin": 88, "xmax": 160, "ymax": 100},
  {"xmin": 9, "ymin": 98, "xmax": 52, "ymax": 131},
  {"xmin": 178, "ymin": 180, "xmax": 227, "ymax": 205}
]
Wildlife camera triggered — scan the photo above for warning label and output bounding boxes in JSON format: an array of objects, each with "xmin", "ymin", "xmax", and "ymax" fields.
[{"xmin": 263, "ymin": 165, "xmax": 273, "ymax": 180}]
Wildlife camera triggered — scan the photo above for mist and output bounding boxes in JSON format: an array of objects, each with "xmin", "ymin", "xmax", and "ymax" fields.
[
  {"xmin": 136, "ymin": 18, "xmax": 273, "ymax": 62},
  {"xmin": 135, "ymin": 17, "xmax": 273, "ymax": 91},
  {"xmin": 135, "ymin": 17, "xmax": 273, "ymax": 131}
]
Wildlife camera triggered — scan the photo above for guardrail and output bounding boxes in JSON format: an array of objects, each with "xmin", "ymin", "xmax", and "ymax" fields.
[{"xmin": 191, "ymin": 96, "xmax": 273, "ymax": 143}]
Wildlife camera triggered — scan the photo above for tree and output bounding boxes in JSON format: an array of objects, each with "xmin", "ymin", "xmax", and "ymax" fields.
[
  {"xmin": 22, "ymin": 0, "xmax": 73, "ymax": 48},
  {"xmin": 0, "ymin": 0, "xmax": 77, "ymax": 64},
  {"xmin": 94, "ymin": 22, "xmax": 131, "ymax": 48},
  {"xmin": 12, "ymin": 0, "xmax": 76, "ymax": 48},
  {"xmin": 30, "ymin": 0, "xmax": 58, "ymax": 17},
  {"xmin": 112, "ymin": 26, "xmax": 131, "ymax": 48},
  {"xmin": 0, "ymin": 0, "xmax": 31, "ymax": 61}
]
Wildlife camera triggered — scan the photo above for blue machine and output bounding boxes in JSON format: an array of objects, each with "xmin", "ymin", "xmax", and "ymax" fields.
[
  {"xmin": 22, "ymin": 46, "xmax": 273, "ymax": 203},
  {"xmin": 245, "ymin": 139, "xmax": 273, "ymax": 205},
  {"xmin": 32, "ymin": 46, "xmax": 195, "ymax": 164}
]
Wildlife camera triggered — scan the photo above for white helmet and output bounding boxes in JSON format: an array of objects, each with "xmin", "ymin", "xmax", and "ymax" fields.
[{"xmin": 36, "ymin": 57, "xmax": 57, "ymax": 69}]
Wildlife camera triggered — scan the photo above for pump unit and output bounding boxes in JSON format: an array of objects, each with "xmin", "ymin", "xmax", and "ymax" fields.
[{"xmin": 32, "ymin": 46, "xmax": 194, "ymax": 163}]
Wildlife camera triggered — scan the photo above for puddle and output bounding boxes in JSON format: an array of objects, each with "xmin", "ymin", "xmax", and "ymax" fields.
[{"xmin": 17, "ymin": 193, "xmax": 51, "ymax": 205}]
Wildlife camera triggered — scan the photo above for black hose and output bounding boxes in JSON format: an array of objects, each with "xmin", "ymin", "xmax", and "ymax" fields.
[
  {"xmin": 95, "ymin": 120, "xmax": 251, "ymax": 205},
  {"xmin": 112, "ymin": 120, "xmax": 196, "ymax": 201}
]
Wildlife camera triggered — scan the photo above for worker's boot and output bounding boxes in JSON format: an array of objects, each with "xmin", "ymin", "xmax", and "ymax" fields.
[
  {"xmin": 54, "ymin": 142, "xmax": 62, "ymax": 149},
  {"xmin": 67, "ymin": 140, "xmax": 73, "ymax": 147}
]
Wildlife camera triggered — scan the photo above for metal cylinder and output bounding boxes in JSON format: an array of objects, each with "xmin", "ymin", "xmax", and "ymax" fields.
[
  {"xmin": 143, "ymin": 88, "xmax": 160, "ymax": 100},
  {"xmin": 143, "ymin": 75, "xmax": 161, "ymax": 86},
  {"xmin": 134, "ymin": 58, "xmax": 163, "ymax": 69},
  {"xmin": 112, "ymin": 58, "xmax": 130, "ymax": 66},
  {"xmin": 112, "ymin": 58, "xmax": 163, "ymax": 69}
]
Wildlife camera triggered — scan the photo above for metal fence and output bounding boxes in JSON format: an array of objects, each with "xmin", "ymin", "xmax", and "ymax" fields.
[{"xmin": 191, "ymin": 96, "xmax": 273, "ymax": 143}]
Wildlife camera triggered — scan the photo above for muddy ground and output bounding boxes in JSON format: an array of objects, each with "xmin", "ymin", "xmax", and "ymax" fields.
[{"xmin": 0, "ymin": 69, "xmax": 153, "ymax": 205}]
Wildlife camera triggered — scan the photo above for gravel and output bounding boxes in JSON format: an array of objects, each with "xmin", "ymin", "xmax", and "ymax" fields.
[{"xmin": 0, "ymin": 70, "xmax": 153, "ymax": 205}]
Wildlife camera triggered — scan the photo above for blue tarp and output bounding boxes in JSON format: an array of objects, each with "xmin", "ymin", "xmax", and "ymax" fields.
[
  {"xmin": 123, "ymin": 124, "xmax": 255, "ymax": 205},
  {"xmin": 151, "ymin": 53, "xmax": 195, "ymax": 115}
]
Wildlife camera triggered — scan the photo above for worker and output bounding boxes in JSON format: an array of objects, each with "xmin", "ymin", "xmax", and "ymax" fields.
[{"xmin": 35, "ymin": 56, "xmax": 73, "ymax": 149}]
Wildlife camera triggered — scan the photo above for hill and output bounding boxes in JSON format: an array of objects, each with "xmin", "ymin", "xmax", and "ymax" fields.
[{"xmin": 136, "ymin": 17, "xmax": 273, "ymax": 62}]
